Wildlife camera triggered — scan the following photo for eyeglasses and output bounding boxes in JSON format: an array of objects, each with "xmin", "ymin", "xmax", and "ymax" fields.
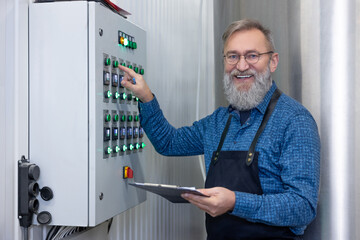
[{"xmin": 223, "ymin": 51, "xmax": 274, "ymax": 65}]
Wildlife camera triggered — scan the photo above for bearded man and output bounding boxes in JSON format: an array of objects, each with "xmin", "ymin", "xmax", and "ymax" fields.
[{"xmin": 119, "ymin": 19, "xmax": 320, "ymax": 240}]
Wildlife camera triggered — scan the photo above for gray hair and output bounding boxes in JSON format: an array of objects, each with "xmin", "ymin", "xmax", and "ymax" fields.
[{"xmin": 222, "ymin": 19, "xmax": 275, "ymax": 52}]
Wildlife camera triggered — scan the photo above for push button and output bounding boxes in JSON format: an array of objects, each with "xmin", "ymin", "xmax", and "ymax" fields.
[{"xmin": 123, "ymin": 166, "xmax": 133, "ymax": 179}]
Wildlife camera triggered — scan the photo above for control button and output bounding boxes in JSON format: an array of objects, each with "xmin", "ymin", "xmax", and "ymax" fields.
[
  {"xmin": 127, "ymin": 93, "xmax": 133, "ymax": 101},
  {"xmin": 112, "ymin": 74, "xmax": 118, "ymax": 87},
  {"xmin": 119, "ymin": 37, "xmax": 124, "ymax": 45},
  {"xmin": 139, "ymin": 127, "xmax": 144, "ymax": 138},
  {"xmin": 134, "ymin": 115, "xmax": 139, "ymax": 122},
  {"xmin": 113, "ymin": 60, "xmax": 119, "ymax": 68},
  {"xmin": 105, "ymin": 146, "xmax": 112, "ymax": 154},
  {"xmin": 120, "ymin": 93, "xmax": 127, "ymax": 100},
  {"xmin": 103, "ymin": 72, "xmax": 110, "ymax": 85},
  {"xmin": 127, "ymin": 115, "xmax": 133, "ymax": 122},
  {"xmin": 104, "ymin": 128, "xmax": 111, "ymax": 141},
  {"xmin": 135, "ymin": 143, "xmax": 140, "ymax": 150},
  {"xmin": 140, "ymin": 69, "xmax": 144, "ymax": 75},
  {"xmin": 105, "ymin": 58, "xmax": 111, "ymax": 66},
  {"xmin": 133, "ymin": 127, "xmax": 139, "ymax": 138},
  {"xmin": 105, "ymin": 114, "xmax": 111, "ymax": 122},
  {"xmin": 133, "ymin": 42, "xmax": 137, "ymax": 49},
  {"xmin": 119, "ymin": 75, "xmax": 124, "ymax": 88},
  {"xmin": 120, "ymin": 127, "xmax": 126, "ymax": 139},
  {"xmin": 134, "ymin": 67, "xmax": 139, "ymax": 73},
  {"xmin": 127, "ymin": 127, "xmax": 133, "ymax": 139},
  {"xmin": 128, "ymin": 65, "xmax": 133, "ymax": 69},
  {"xmin": 121, "ymin": 144, "xmax": 127, "ymax": 152},
  {"xmin": 141, "ymin": 142, "xmax": 146, "ymax": 149},
  {"xmin": 121, "ymin": 62, "xmax": 126, "ymax": 67},
  {"xmin": 123, "ymin": 166, "xmax": 133, "ymax": 179},
  {"xmin": 121, "ymin": 115, "xmax": 126, "ymax": 122},
  {"xmin": 135, "ymin": 97, "xmax": 139, "ymax": 102},
  {"xmin": 113, "ymin": 145, "xmax": 120, "ymax": 153},
  {"xmin": 105, "ymin": 91, "xmax": 112, "ymax": 99},
  {"xmin": 113, "ymin": 92, "xmax": 120, "ymax": 99},
  {"xmin": 128, "ymin": 144, "xmax": 134, "ymax": 151},
  {"xmin": 112, "ymin": 127, "xmax": 119, "ymax": 140},
  {"xmin": 113, "ymin": 114, "xmax": 119, "ymax": 122}
]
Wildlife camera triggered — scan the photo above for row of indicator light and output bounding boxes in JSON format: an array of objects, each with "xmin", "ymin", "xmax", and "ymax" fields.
[
  {"xmin": 104, "ymin": 114, "xmax": 139, "ymax": 123},
  {"xmin": 104, "ymin": 59, "xmax": 145, "ymax": 75},
  {"xmin": 118, "ymin": 31, "xmax": 137, "ymax": 49},
  {"xmin": 105, "ymin": 142, "xmax": 146, "ymax": 155},
  {"xmin": 104, "ymin": 91, "xmax": 139, "ymax": 102}
]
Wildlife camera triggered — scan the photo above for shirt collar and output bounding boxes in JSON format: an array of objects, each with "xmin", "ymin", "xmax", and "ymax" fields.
[{"xmin": 228, "ymin": 81, "xmax": 277, "ymax": 115}]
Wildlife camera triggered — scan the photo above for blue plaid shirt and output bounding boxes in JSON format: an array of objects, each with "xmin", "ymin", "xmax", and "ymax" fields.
[{"xmin": 139, "ymin": 82, "xmax": 320, "ymax": 235}]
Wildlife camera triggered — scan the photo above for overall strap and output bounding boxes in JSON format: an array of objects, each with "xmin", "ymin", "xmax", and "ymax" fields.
[
  {"xmin": 246, "ymin": 88, "xmax": 282, "ymax": 166},
  {"xmin": 212, "ymin": 114, "xmax": 232, "ymax": 164}
]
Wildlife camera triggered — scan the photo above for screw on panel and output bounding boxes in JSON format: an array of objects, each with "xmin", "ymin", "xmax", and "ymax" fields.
[{"xmin": 99, "ymin": 28, "xmax": 103, "ymax": 36}]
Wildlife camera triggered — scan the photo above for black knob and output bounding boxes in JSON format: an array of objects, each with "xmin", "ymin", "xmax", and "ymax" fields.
[
  {"xmin": 40, "ymin": 186, "xmax": 54, "ymax": 201},
  {"xmin": 37, "ymin": 211, "xmax": 52, "ymax": 225}
]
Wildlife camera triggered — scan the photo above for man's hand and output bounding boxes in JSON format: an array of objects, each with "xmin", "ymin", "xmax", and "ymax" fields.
[
  {"xmin": 118, "ymin": 65, "xmax": 154, "ymax": 103},
  {"xmin": 181, "ymin": 187, "xmax": 236, "ymax": 217}
]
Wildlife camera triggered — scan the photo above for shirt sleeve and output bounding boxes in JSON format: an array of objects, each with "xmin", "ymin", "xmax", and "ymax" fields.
[
  {"xmin": 138, "ymin": 96, "xmax": 208, "ymax": 156},
  {"xmin": 230, "ymin": 111, "xmax": 320, "ymax": 231}
]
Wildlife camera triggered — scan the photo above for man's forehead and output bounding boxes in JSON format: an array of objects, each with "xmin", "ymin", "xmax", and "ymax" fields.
[{"xmin": 224, "ymin": 29, "xmax": 268, "ymax": 52}]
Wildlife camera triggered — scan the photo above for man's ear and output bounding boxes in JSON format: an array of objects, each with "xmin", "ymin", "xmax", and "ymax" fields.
[{"xmin": 269, "ymin": 52, "xmax": 279, "ymax": 73}]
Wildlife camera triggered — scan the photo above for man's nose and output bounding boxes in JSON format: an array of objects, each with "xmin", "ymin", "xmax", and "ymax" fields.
[{"xmin": 236, "ymin": 56, "xmax": 250, "ymax": 71}]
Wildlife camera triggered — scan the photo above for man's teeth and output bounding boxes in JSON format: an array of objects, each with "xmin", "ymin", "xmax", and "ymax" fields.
[{"xmin": 235, "ymin": 75, "xmax": 252, "ymax": 79}]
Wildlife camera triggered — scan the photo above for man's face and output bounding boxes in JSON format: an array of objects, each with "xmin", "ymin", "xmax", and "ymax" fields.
[{"xmin": 223, "ymin": 29, "xmax": 279, "ymax": 110}]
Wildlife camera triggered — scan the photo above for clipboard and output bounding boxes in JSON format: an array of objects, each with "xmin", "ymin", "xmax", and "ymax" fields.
[{"xmin": 129, "ymin": 182, "xmax": 209, "ymax": 203}]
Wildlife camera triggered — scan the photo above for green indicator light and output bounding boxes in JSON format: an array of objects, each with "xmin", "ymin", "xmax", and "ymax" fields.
[
  {"xmin": 129, "ymin": 144, "xmax": 134, "ymax": 151},
  {"xmin": 106, "ymin": 114, "xmax": 111, "ymax": 122},
  {"xmin": 135, "ymin": 143, "xmax": 140, "ymax": 150},
  {"xmin": 114, "ymin": 92, "xmax": 120, "ymax": 99},
  {"xmin": 141, "ymin": 142, "xmax": 146, "ymax": 148},
  {"xmin": 114, "ymin": 145, "xmax": 120, "ymax": 153},
  {"xmin": 106, "ymin": 91, "xmax": 112, "ymax": 98},
  {"xmin": 121, "ymin": 115, "xmax": 126, "ymax": 122},
  {"xmin": 128, "ymin": 115, "xmax": 133, "ymax": 122},
  {"xmin": 121, "ymin": 62, "xmax": 126, "ymax": 67},
  {"xmin": 121, "ymin": 93, "xmax": 127, "ymax": 100},
  {"xmin": 113, "ymin": 60, "xmax": 119, "ymax": 68},
  {"xmin": 135, "ymin": 97, "xmax": 139, "ymax": 102},
  {"xmin": 133, "ymin": 42, "xmax": 137, "ymax": 49},
  {"xmin": 128, "ymin": 65, "xmax": 133, "ymax": 69},
  {"xmin": 106, "ymin": 147, "xmax": 112, "ymax": 154},
  {"xmin": 122, "ymin": 145, "xmax": 128, "ymax": 152},
  {"xmin": 114, "ymin": 115, "xmax": 119, "ymax": 122},
  {"xmin": 134, "ymin": 67, "xmax": 139, "ymax": 73},
  {"xmin": 140, "ymin": 69, "xmax": 144, "ymax": 75},
  {"xmin": 124, "ymin": 38, "xmax": 129, "ymax": 47},
  {"xmin": 135, "ymin": 115, "xmax": 139, "ymax": 122},
  {"xmin": 129, "ymin": 41, "xmax": 133, "ymax": 49},
  {"xmin": 105, "ymin": 58, "xmax": 111, "ymax": 66}
]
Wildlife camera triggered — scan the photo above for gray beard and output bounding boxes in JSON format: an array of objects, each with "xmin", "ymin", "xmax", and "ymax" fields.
[{"xmin": 223, "ymin": 66, "xmax": 272, "ymax": 111}]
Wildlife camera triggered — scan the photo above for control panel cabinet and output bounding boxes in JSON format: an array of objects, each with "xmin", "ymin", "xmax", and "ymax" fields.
[{"xmin": 29, "ymin": 1, "xmax": 146, "ymax": 226}]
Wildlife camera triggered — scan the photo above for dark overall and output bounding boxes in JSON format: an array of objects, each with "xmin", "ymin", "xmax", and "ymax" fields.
[{"xmin": 205, "ymin": 89, "xmax": 301, "ymax": 240}]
